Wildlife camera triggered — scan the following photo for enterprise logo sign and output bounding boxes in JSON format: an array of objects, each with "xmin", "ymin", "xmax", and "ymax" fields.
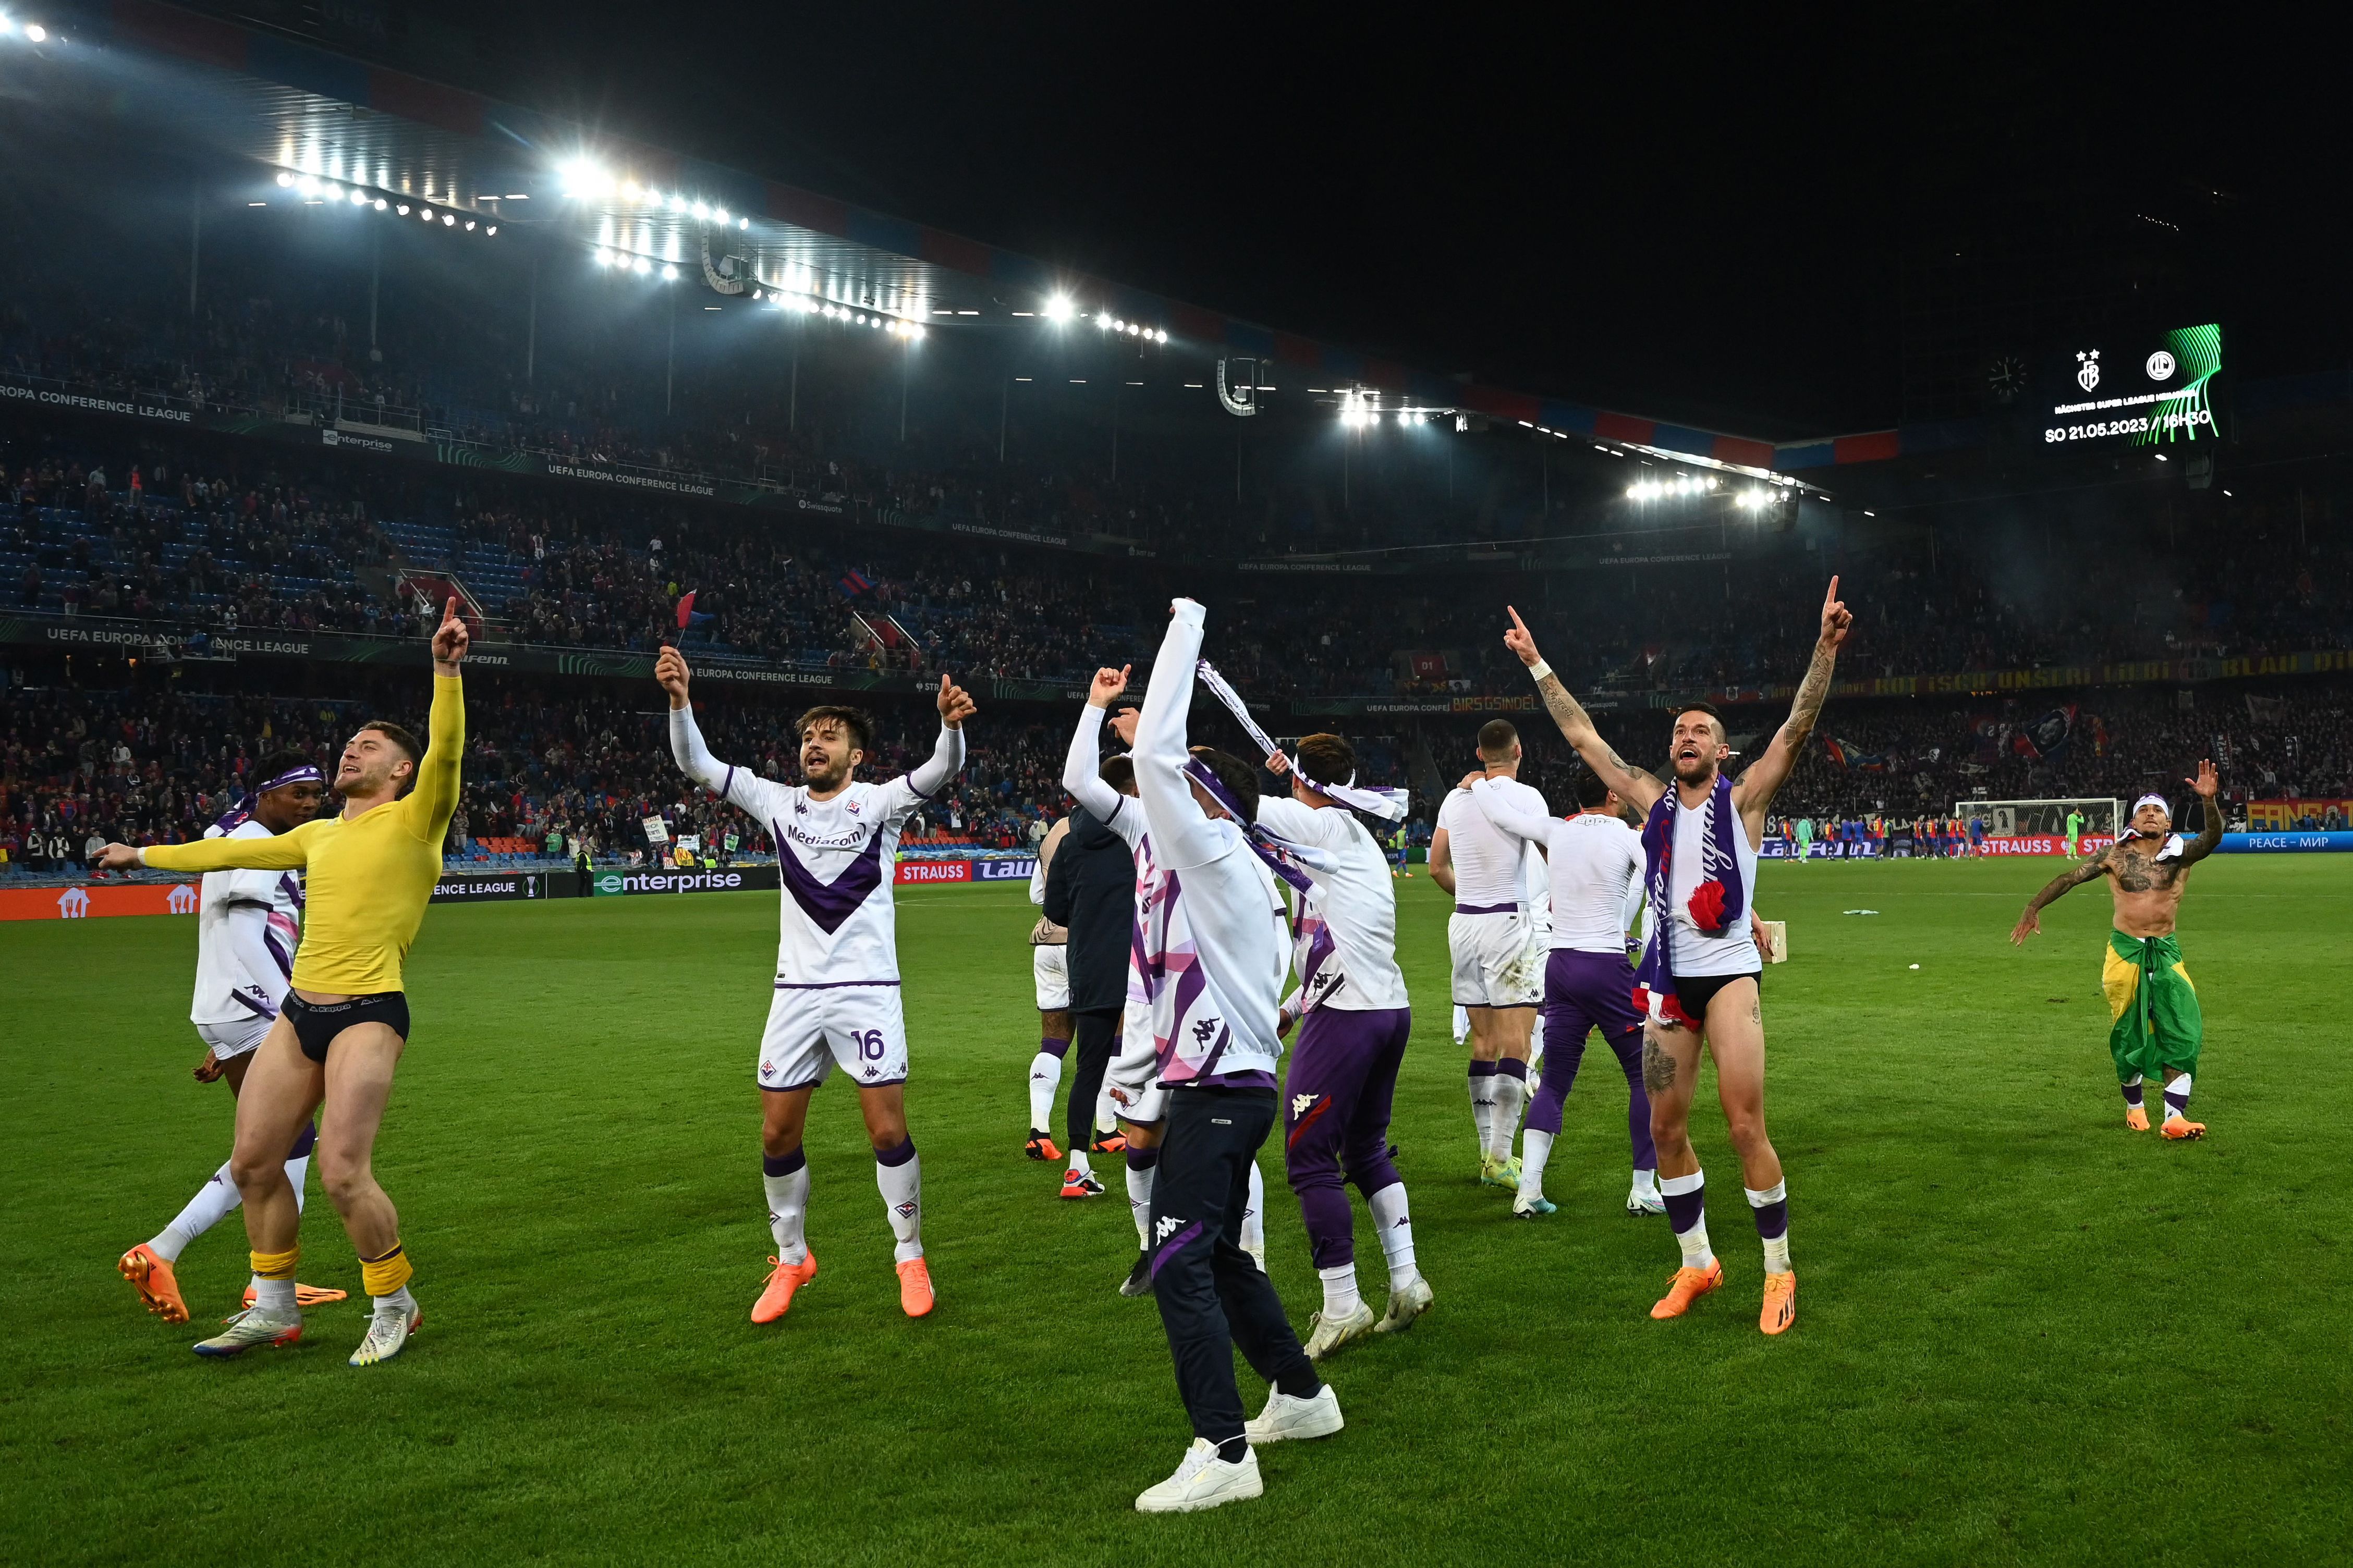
[{"xmin": 594, "ymin": 869, "xmax": 748, "ymax": 895}]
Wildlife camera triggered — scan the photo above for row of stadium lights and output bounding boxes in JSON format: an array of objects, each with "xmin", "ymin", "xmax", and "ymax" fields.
[
  {"xmin": 1626, "ymin": 474, "xmax": 1791, "ymax": 509},
  {"xmin": 587, "ymin": 247, "xmax": 929, "ymax": 338},
  {"xmin": 271, "ymin": 172, "xmax": 496, "ymax": 234},
  {"xmin": 0, "ymin": 14, "xmax": 51, "ymax": 41}
]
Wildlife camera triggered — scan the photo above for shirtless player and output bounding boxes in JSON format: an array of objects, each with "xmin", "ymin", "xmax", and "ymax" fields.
[{"xmin": 2010, "ymin": 768, "xmax": 2224, "ymax": 1138}]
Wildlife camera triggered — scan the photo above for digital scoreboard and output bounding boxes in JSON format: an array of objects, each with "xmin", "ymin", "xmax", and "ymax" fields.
[{"xmin": 2039, "ymin": 323, "xmax": 2221, "ymax": 448}]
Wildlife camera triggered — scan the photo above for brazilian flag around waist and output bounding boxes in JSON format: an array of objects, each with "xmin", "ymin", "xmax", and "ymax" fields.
[{"xmin": 2101, "ymin": 930, "xmax": 2202, "ymax": 1081}]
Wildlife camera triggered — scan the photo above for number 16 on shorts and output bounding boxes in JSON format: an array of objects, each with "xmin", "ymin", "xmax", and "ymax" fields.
[{"xmin": 757, "ymin": 984, "xmax": 910, "ymax": 1090}]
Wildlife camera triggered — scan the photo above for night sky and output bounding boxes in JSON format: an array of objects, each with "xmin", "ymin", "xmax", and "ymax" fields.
[{"xmin": 274, "ymin": 8, "xmax": 2353, "ymax": 436}]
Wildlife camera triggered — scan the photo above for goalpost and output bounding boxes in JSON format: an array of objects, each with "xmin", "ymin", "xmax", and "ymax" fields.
[{"xmin": 1954, "ymin": 798, "xmax": 2122, "ymax": 840}]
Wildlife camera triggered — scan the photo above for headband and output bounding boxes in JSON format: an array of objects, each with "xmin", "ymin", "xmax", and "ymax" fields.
[
  {"xmin": 1193, "ymin": 659, "xmax": 1408, "ymax": 823},
  {"xmin": 212, "ymin": 764, "xmax": 325, "ymax": 834},
  {"xmin": 1181, "ymin": 755, "xmax": 1324, "ymax": 896}
]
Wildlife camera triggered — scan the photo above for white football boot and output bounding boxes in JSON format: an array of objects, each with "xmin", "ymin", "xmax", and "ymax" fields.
[
  {"xmin": 192, "ymin": 1305, "xmax": 302, "ymax": 1357},
  {"xmin": 349, "ymin": 1302, "xmax": 422, "ymax": 1366},
  {"xmin": 1302, "ymin": 1299, "xmax": 1377, "ymax": 1360},
  {"xmin": 1374, "ymin": 1276, "xmax": 1434, "ymax": 1334}
]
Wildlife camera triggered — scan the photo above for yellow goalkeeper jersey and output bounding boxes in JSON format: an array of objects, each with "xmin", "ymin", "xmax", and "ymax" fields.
[{"xmin": 145, "ymin": 675, "xmax": 464, "ymax": 994}]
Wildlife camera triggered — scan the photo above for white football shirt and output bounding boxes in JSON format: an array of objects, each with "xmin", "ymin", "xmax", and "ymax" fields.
[
  {"xmin": 190, "ymin": 818, "xmax": 304, "ymax": 1025},
  {"xmin": 1468, "ymin": 781, "xmax": 1643, "ymax": 954},
  {"xmin": 1257, "ymin": 796, "xmax": 1408, "ymax": 1013},
  {"xmin": 1436, "ymin": 776, "xmax": 1549, "ymax": 909}
]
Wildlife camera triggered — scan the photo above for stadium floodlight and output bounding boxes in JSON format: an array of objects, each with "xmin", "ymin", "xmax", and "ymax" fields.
[
  {"xmin": 275, "ymin": 170, "xmax": 293, "ymax": 187},
  {"xmin": 25, "ymin": 21, "xmax": 45, "ymax": 40},
  {"xmin": 464, "ymin": 219, "xmax": 477, "ymax": 230},
  {"xmin": 592, "ymin": 248, "xmax": 611, "ymax": 266},
  {"xmin": 442, "ymin": 213, "xmax": 456, "ymax": 226},
  {"xmin": 349, "ymin": 189, "xmax": 369, "ymax": 205},
  {"xmin": 1042, "ymin": 295, "xmax": 1075, "ymax": 323},
  {"xmin": 660, "ymin": 263, "xmax": 677, "ymax": 280},
  {"xmin": 485, "ymin": 225, "xmax": 496, "ymax": 236},
  {"xmin": 1154, "ymin": 329, "xmax": 1168, "ymax": 344},
  {"xmin": 373, "ymin": 198, "xmax": 386, "ymax": 210},
  {"xmin": 632, "ymin": 256, "xmax": 650, "ymax": 274},
  {"xmin": 713, "ymin": 207, "xmax": 729, "ymax": 224},
  {"xmin": 738, "ymin": 216, "xmax": 749, "ymax": 229},
  {"xmin": 691, "ymin": 201, "xmax": 710, "ymax": 220},
  {"xmin": 395, "ymin": 203, "xmax": 409, "ymax": 215}
]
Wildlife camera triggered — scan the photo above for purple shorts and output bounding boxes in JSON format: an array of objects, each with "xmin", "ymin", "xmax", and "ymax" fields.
[{"xmin": 1543, "ymin": 948, "xmax": 1641, "ymax": 1045}]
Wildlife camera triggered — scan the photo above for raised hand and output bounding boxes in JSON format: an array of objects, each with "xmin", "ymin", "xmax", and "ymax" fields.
[
  {"xmin": 936, "ymin": 673, "xmax": 977, "ymax": 729},
  {"xmin": 432, "ymin": 596, "xmax": 470, "ymax": 666},
  {"xmin": 1265, "ymin": 751, "xmax": 1292, "ymax": 777},
  {"xmin": 1819, "ymin": 575, "xmax": 1854, "ymax": 650},
  {"xmin": 654, "ymin": 644, "xmax": 691, "ymax": 708},
  {"xmin": 2187, "ymin": 758, "xmax": 2218, "ymax": 798},
  {"xmin": 1504, "ymin": 605, "xmax": 1543, "ymax": 668},
  {"xmin": 1109, "ymin": 706, "xmax": 1140, "ymax": 746},
  {"xmin": 1089, "ymin": 665, "xmax": 1131, "ymax": 708}
]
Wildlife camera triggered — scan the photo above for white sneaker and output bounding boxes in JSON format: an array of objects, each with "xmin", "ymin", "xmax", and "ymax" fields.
[
  {"xmin": 192, "ymin": 1305, "xmax": 302, "ymax": 1357},
  {"xmin": 1245, "ymin": 1383, "xmax": 1344, "ymax": 1444},
  {"xmin": 349, "ymin": 1303, "xmax": 422, "ymax": 1367},
  {"xmin": 1134, "ymin": 1438, "xmax": 1263, "ymax": 1513},
  {"xmin": 1302, "ymin": 1298, "xmax": 1377, "ymax": 1360},
  {"xmin": 1627, "ymin": 1184, "xmax": 1666, "ymax": 1217},
  {"xmin": 1374, "ymin": 1276, "xmax": 1434, "ymax": 1333}
]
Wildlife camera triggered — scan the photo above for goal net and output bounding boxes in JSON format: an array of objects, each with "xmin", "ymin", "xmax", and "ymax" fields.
[{"xmin": 1953, "ymin": 798, "xmax": 2120, "ymax": 839}]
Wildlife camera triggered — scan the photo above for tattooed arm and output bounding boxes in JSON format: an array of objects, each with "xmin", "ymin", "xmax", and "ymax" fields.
[
  {"xmin": 2010, "ymin": 849, "xmax": 2108, "ymax": 945},
  {"xmin": 2178, "ymin": 758, "xmax": 2225, "ymax": 865},
  {"xmin": 1501, "ymin": 605, "xmax": 1665, "ymax": 813},
  {"xmin": 1735, "ymin": 577, "xmax": 1853, "ymax": 816}
]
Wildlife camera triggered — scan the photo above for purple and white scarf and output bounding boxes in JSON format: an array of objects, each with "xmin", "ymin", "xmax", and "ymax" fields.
[
  {"xmin": 1194, "ymin": 659, "xmax": 1408, "ymax": 823},
  {"xmin": 1632, "ymin": 772, "xmax": 1747, "ymax": 1027}
]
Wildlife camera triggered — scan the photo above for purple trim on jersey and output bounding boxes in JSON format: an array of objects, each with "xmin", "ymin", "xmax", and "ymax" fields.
[
  {"xmin": 229, "ymin": 987, "xmax": 276, "ymax": 1018},
  {"xmin": 1455, "ymin": 902, "xmax": 1520, "ymax": 916},
  {"xmin": 773, "ymin": 979, "xmax": 903, "ymax": 990},
  {"xmin": 721, "ymin": 765, "xmax": 736, "ymax": 804},
  {"xmin": 759, "ymin": 1075, "xmax": 829, "ymax": 1093},
  {"xmin": 897, "ymin": 770, "xmax": 942, "ymax": 803},
  {"xmin": 262, "ymin": 932, "xmax": 294, "ymax": 978},
  {"xmin": 1197, "ymin": 1068, "xmax": 1277, "ymax": 1090},
  {"xmin": 278, "ymin": 873, "xmax": 304, "ymax": 909},
  {"xmin": 1149, "ymin": 1219, "xmax": 1203, "ymax": 1280},
  {"xmin": 772, "ymin": 816, "xmax": 887, "ymax": 934}
]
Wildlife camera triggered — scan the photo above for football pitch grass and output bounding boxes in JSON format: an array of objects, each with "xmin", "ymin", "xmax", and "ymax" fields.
[{"xmin": 4, "ymin": 857, "xmax": 2348, "ymax": 1566}]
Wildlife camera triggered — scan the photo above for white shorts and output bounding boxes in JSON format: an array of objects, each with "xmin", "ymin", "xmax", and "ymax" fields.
[
  {"xmin": 196, "ymin": 1015, "xmax": 275, "ymax": 1061},
  {"xmin": 1032, "ymin": 944, "xmax": 1071, "ymax": 1012},
  {"xmin": 757, "ymin": 984, "xmax": 909, "ymax": 1092},
  {"xmin": 1449, "ymin": 910, "xmax": 1542, "ymax": 1008},
  {"xmin": 1104, "ymin": 996, "xmax": 1165, "ymax": 1124}
]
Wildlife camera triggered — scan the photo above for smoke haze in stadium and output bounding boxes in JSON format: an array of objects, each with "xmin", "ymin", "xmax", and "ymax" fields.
[{"xmin": 399, "ymin": 5, "xmax": 2347, "ymax": 434}]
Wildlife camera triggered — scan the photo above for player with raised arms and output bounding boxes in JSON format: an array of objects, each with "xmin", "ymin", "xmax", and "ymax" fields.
[
  {"xmin": 1501, "ymin": 580, "xmax": 1851, "ymax": 1335},
  {"xmin": 99, "ymin": 599, "xmax": 473, "ymax": 1365},
  {"xmin": 2009, "ymin": 769, "xmax": 2224, "ymax": 1138},
  {"xmin": 116, "ymin": 753, "xmax": 349, "ymax": 1324},
  {"xmin": 1125, "ymin": 600, "xmax": 1336, "ymax": 1514},
  {"xmin": 657, "ymin": 645, "xmax": 973, "ymax": 1323}
]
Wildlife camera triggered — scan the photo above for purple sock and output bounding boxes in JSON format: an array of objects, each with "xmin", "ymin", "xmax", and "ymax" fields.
[
  {"xmin": 2120, "ymin": 1078, "xmax": 2144, "ymax": 1109},
  {"xmin": 874, "ymin": 1137, "xmax": 916, "ymax": 1168},
  {"xmin": 1496, "ymin": 1057, "xmax": 1527, "ymax": 1084},
  {"xmin": 1039, "ymin": 1035, "xmax": 1069, "ymax": 1059},
  {"xmin": 1125, "ymin": 1145, "xmax": 1159, "ymax": 1172},
  {"xmin": 762, "ymin": 1148, "xmax": 807, "ymax": 1178},
  {"xmin": 2162, "ymin": 1079, "xmax": 2192, "ymax": 1120},
  {"xmin": 1751, "ymin": 1194, "xmax": 1789, "ymax": 1241},
  {"xmin": 1661, "ymin": 1178, "xmax": 1705, "ymax": 1235}
]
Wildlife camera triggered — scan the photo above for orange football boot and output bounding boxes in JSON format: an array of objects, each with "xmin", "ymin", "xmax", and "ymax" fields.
[
  {"xmin": 1649, "ymin": 1258, "xmax": 1724, "ymax": 1319},
  {"xmin": 2161, "ymin": 1116, "xmax": 2206, "ymax": 1141},
  {"xmin": 240, "ymin": 1282, "xmax": 352, "ymax": 1309},
  {"xmin": 2124, "ymin": 1105, "xmax": 2150, "ymax": 1132},
  {"xmin": 1090, "ymin": 1130, "xmax": 1128, "ymax": 1156},
  {"xmin": 897, "ymin": 1257, "xmax": 936, "ymax": 1318},
  {"xmin": 119, "ymin": 1244, "xmax": 188, "ymax": 1324},
  {"xmin": 1023, "ymin": 1132, "xmax": 1063, "ymax": 1162},
  {"xmin": 751, "ymin": 1250, "xmax": 818, "ymax": 1324},
  {"xmin": 1760, "ymin": 1270, "xmax": 1797, "ymax": 1335}
]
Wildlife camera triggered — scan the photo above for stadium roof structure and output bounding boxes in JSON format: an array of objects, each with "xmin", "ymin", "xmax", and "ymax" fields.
[{"xmin": 25, "ymin": 0, "xmax": 1876, "ymax": 486}]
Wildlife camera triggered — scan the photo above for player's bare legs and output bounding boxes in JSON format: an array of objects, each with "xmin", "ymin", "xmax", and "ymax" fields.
[
  {"xmin": 1702, "ymin": 978, "xmax": 1794, "ymax": 1330},
  {"xmin": 314, "ymin": 1024, "xmax": 407, "ymax": 1259},
  {"xmin": 756, "ymin": 1082, "xmax": 928, "ymax": 1317},
  {"xmin": 1465, "ymin": 1005, "xmax": 1534, "ymax": 1185},
  {"xmin": 225, "ymin": 1017, "xmax": 325, "ymax": 1256},
  {"xmin": 1641, "ymin": 1017, "xmax": 1724, "ymax": 1319}
]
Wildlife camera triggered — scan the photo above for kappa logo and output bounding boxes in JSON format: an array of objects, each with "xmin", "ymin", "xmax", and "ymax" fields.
[
  {"xmin": 1154, "ymin": 1215, "xmax": 1184, "ymax": 1242},
  {"xmin": 1291, "ymin": 1092, "xmax": 1318, "ymax": 1119},
  {"xmin": 893, "ymin": 1200, "xmax": 918, "ymax": 1218},
  {"xmin": 1191, "ymin": 1018, "xmax": 1218, "ymax": 1044},
  {"xmin": 1392, "ymin": 1215, "xmax": 1411, "ymax": 1228}
]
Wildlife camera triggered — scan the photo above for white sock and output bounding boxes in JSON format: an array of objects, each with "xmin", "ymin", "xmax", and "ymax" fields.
[
  {"xmin": 763, "ymin": 1163, "xmax": 811, "ymax": 1264},
  {"xmin": 1026, "ymin": 1051, "xmax": 1063, "ymax": 1133},
  {"xmin": 1518, "ymin": 1129, "xmax": 1554, "ymax": 1201},
  {"xmin": 151, "ymin": 1158, "xmax": 241, "ymax": 1262},
  {"xmin": 876, "ymin": 1148, "xmax": 923, "ymax": 1264},
  {"xmin": 1631, "ymin": 1167, "xmax": 1659, "ymax": 1197},
  {"xmin": 1468, "ymin": 1068, "xmax": 1493, "ymax": 1148},
  {"xmin": 1318, "ymin": 1263, "xmax": 1362, "ymax": 1318},
  {"xmin": 1126, "ymin": 1161, "xmax": 1154, "ymax": 1247},
  {"xmin": 374, "ymin": 1284, "xmax": 417, "ymax": 1316},
  {"xmin": 1488, "ymin": 1074, "xmax": 1526, "ymax": 1162},
  {"xmin": 1368, "ymin": 1182, "xmax": 1420, "ymax": 1293},
  {"xmin": 1067, "ymin": 1147, "xmax": 1092, "ymax": 1178},
  {"xmin": 1094, "ymin": 1083, "xmax": 1118, "ymax": 1137},
  {"xmin": 254, "ymin": 1277, "xmax": 297, "ymax": 1314},
  {"xmin": 1241, "ymin": 1160, "xmax": 1265, "ymax": 1259},
  {"xmin": 1661, "ymin": 1169, "xmax": 1715, "ymax": 1269}
]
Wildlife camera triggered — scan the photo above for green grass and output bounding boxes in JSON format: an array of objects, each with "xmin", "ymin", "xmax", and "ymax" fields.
[{"xmin": 3, "ymin": 857, "xmax": 2348, "ymax": 1565}]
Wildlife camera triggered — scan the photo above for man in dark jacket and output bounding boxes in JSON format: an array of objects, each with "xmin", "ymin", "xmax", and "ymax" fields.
[{"xmin": 1043, "ymin": 757, "xmax": 1140, "ymax": 1204}]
